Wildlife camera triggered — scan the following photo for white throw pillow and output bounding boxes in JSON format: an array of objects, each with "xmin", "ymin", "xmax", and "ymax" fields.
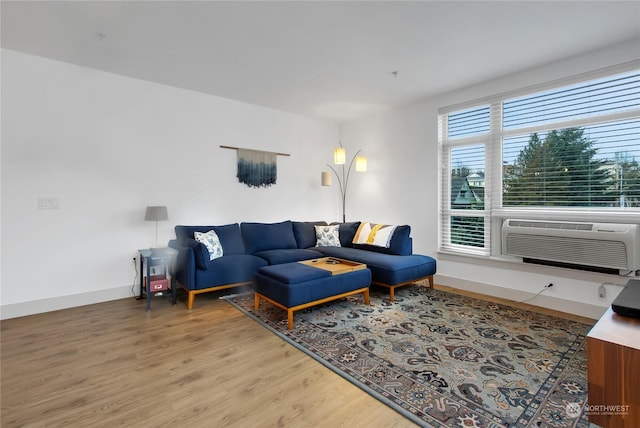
[
  {"xmin": 315, "ymin": 225, "xmax": 341, "ymax": 247},
  {"xmin": 194, "ymin": 230, "xmax": 224, "ymax": 260}
]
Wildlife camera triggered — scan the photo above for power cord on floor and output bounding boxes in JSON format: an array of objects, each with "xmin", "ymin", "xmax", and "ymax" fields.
[
  {"xmin": 131, "ymin": 256, "xmax": 139, "ymax": 297},
  {"xmin": 517, "ymin": 283, "xmax": 553, "ymax": 303}
]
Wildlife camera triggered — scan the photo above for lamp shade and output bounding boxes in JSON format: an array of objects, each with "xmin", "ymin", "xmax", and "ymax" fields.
[
  {"xmin": 355, "ymin": 156, "xmax": 367, "ymax": 172},
  {"xmin": 321, "ymin": 171, "xmax": 332, "ymax": 186},
  {"xmin": 144, "ymin": 206, "xmax": 168, "ymax": 221},
  {"xmin": 333, "ymin": 147, "xmax": 346, "ymax": 165}
]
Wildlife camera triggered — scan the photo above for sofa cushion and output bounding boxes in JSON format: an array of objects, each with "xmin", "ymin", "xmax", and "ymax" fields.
[
  {"xmin": 315, "ymin": 224, "xmax": 341, "ymax": 247},
  {"xmin": 210, "ymin": 223, "xmax": 246, "ymax": 255},
  {"xmin": 175, "ymin": 224, "xmax": 245, "ymax": 255},
  {"xmin": 314, "ymin": 246, "xmax": 435, "ymax": 285},
  {"xmin": 257, "ymin": 262, "xmax": 331, "ymax": 284},
  {"xmin": 175, "ymin": 225, "xmax": 218, "ymax": 242},
  {"xmin": 194, "ymin": 230, "xmax": 224, "ymax": 260},
  {"xmin": 292, "ymin": 221, "xmax": 328, "ymax": 249},
  {"xmin": 330, "ymin": 221, "xmax": 361, "ymax": 247},
  {"xmin": 241, "ymin": 220, "xmax": 298, "ymax": 254},
  {"xmin": 254, "ymin": 248, "xmax": 324, "ymax": 265},
  {"xmin": 353, "ymin": 224, "xmax": 412, "ymax": 256}
]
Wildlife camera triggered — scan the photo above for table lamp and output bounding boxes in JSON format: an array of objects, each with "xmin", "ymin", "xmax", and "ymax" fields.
[{"xmin": 145, "ymin": 206, "xmax": 168, "ymax": 253}]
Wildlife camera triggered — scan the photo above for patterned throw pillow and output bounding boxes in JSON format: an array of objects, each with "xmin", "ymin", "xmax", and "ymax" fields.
[
  {"xmin": 314, "ymin": 225, "xmax": 341, "ymax": 247},
  {"xmin": 352, "ymin": 222, "xmax": 397, "ymax": 248},
  {"xmin": 194, "ymin": 230, "xmax": 224, "ymax": 260}
]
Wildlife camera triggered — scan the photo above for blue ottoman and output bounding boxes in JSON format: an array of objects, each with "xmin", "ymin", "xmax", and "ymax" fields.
[{"xmin": 252, "ymin": 261, "xmax": 371, "ymax": 329}]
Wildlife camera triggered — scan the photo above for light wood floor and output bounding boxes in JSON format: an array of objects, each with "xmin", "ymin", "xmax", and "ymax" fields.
[{"xmin": 1, "ymin": 283, "xmax": 595, "ymax": 428}]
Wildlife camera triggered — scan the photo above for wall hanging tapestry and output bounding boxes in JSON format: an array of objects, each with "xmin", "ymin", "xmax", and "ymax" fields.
[{"xmin": 220, "ymin": 145, "xmax": 290, "ymax": 188}]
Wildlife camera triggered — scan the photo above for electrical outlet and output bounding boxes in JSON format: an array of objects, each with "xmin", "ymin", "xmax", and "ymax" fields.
[{"xmin": 597, "ymin": 284, "xmax": 606, "ymax": 299}]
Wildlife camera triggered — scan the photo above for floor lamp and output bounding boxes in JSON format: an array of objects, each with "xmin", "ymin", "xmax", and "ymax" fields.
[{"xmin": 322, "ymin": 143, "xmax": 367, "ymax": 223}]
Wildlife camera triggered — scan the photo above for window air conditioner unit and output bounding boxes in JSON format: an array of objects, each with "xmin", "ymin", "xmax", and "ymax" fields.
[{"xmin": 502, "ymin": 219, "xmax": 640, "ymax": 275}]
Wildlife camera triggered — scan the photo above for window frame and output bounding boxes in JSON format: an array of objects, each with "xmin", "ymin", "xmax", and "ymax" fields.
[{"xmin": 438, "ymin": 62, "xmax": 640, "ymax": 258}]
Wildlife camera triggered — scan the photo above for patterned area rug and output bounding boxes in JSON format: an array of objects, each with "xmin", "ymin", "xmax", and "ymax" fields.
[{"xmin": 224, "ymin": 284, "xmax": 593, "ymax": 427}]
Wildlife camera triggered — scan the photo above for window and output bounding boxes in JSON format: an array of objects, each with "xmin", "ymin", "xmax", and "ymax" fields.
[
  {"xmin": 439, "ymin": 106, "xmax": 491, "ymax": 255},
  {"xmin": 439, "ymin": 67, "xmax": 640, "ymax": 256}
]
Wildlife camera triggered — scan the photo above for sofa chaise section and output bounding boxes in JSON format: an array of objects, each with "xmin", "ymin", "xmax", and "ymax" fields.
[
  {"xmin": 313, "ymin": 222, "xmax": 437, "ymax": 301},
  {"xmin": 315, "ymin": 246, "xmax": 435, "ymax": 301}
]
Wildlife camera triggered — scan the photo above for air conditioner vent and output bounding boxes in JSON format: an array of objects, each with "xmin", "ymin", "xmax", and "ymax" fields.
[
  {"xmin": 505, "ymin": 234, "xmax": 628, "ymax": 269},
  {"xmin": 507, "ymin": 219, "xmax": 593, "ymax": 231}
]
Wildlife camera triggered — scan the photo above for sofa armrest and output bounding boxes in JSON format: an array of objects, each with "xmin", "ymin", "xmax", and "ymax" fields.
[{"xmin": 169, "ymin": 240, "xmax": 197, "ymax": 290}]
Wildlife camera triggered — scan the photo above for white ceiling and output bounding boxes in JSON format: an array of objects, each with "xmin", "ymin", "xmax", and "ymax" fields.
[{"xmin": 2, "ymin": 1, "xmax": 639, "ymax": 123}]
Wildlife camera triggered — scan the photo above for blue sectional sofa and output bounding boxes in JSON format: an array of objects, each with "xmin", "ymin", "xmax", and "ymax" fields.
[{"xmin": 169, "ymin": 220, "xmax": 436, "ymax": 309}]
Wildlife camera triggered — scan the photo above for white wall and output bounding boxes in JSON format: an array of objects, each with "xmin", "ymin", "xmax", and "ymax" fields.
[
  {"xmin": 1, "ymin": 49, "xmax": 341, "ymax": 318},
  {"xmin": 340, "ymin": 39, "xmax": 640, "ymax": 319}
]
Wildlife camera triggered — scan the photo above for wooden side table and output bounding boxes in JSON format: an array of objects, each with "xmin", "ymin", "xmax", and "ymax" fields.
[
  {"xmin": 587, "ymin": 307, "xmax": 640, "ymax": 428},
  {"xmin": 137, "ymin": 248, "xmax": 178, "ymax": 311}
]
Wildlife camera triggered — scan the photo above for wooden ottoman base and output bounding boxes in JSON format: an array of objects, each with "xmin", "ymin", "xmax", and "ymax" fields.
[{"xmin": 254, "ymin": 287, "xmax": 370, "ymax": 330}]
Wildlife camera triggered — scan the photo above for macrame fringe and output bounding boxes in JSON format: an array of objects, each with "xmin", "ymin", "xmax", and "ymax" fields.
[{"xmin": 237, "ymin": 148, "xmax": 277, "ymax": 188}]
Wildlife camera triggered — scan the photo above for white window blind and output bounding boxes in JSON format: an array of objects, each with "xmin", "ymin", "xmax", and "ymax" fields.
[
  {"xmin": 502, "ymin": 70, "xmax": 640, "ymax": 208},
  {"xmin": 448, "ymin": 106, "xmax": 490, "ymax": 139},
  {"xmin": 440, "ymin": 106, "xmax": 491, "ymax": 255},
  {"xmin": 503, "ymin": 71, "xmax": 639, "ymax": 130}
]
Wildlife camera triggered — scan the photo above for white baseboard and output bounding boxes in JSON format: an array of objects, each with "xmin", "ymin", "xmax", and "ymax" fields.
[
  {"xmin": 1, "ymin": 286, "xmax": 134, "ymax": 320},
  {"xmin": 435, "ymin": 274, "xmax": 606, "ymax": 320},
  {"xmin": 2, "ymin": 277, "xmax": 607, "ymax": 321}
]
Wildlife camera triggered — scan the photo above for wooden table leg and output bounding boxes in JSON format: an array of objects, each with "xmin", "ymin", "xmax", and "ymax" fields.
[
  {"xmin": 287, "ymin": 309, "xmax": 294, "ymax": 330},
  {"xmin": 187, "ymin": 291, "xmax": 195, "ymax": 310}
]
